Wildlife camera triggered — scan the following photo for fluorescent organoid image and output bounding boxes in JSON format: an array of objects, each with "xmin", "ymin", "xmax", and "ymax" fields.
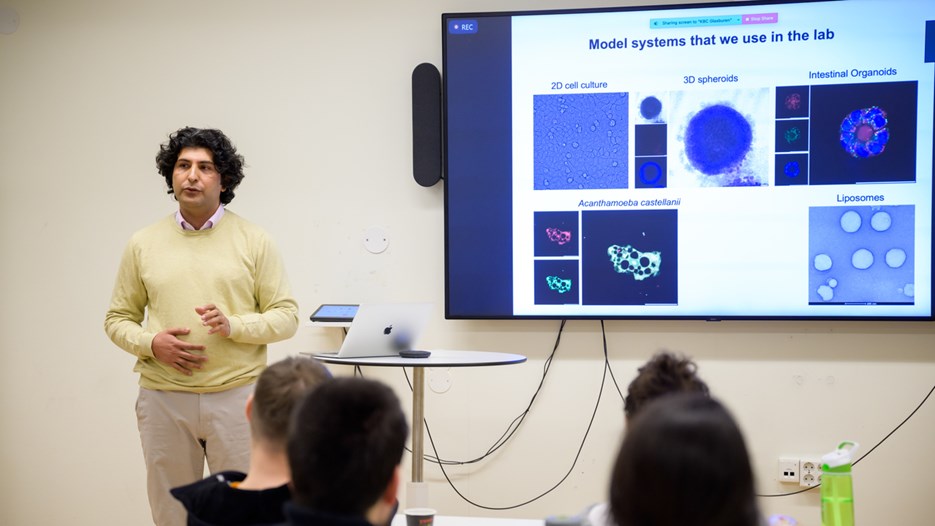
[
  {"xmin": 546, "ymin": 227, "xmax": 572, "ymax": 245},
  {"xmin": 775, "ymin": 85, "xmax": 810, "ymax": 118},
  {"xmin": 809, "ymin": 81, "xmax": 916, "ymax": 185},
  {"xmin": 775, "ymin": 153, "xmax": 809, "ymax": 186},
  {"xmin": 607, "ymin": 244, "xmax": 661, "ymax": 281},
  {"xmin": 534, "ymin": 92, "xmax": 629, "ymax": 190},
  {"xmin": 546, "ymin": 275, "xmax": 572, "ymax": 294},
  {"xmin": 809, "ymin": 205, "xmax": 915, "ymax": 304},
  {"xmin": 775, "ymin": 119, "xmax": 809, "ymax": 153},
  {"xmin": 840, "ymin": 106, "xmax": 889, "ymax": 159}
]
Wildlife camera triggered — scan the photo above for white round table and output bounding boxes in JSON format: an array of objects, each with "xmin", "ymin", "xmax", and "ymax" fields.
[{"xmin": 310, "ymin": 350, "xmax": 527, "ymax": 505}]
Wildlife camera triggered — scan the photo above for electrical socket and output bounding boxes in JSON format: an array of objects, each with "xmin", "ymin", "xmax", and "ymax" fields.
[
  {"xmin": 800, "ymin": 457, "xmax": 822, "ymax": 487},
  {"xmin": 778, "ymin": 457, "xmax": 799, "ymax": 483}
]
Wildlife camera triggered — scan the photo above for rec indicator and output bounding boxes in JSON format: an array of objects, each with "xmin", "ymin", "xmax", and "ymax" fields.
[{"xmin": 449, "ymin": 19, "xmax": 478, "ymax": 34}]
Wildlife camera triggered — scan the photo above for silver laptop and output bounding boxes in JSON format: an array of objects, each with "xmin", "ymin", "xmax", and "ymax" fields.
[{"xmin": 326, "ymin": 302, "xmax": 432, "ymax": 358}]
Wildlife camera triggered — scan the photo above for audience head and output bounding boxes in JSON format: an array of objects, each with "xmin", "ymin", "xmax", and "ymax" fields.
[
  {"xmin": 624, "ymin": 351, "xmax": 709, "ymax": 421},
  {"xmin": 249, "ymin": 356, "xmax": 332, "ymax": 448},
  {"xmin": 288, "ymin": 377, "xmax": 408, "ymax": 517},
  {"xmin": 610, "ymin": 393, "xmax": 760, "ymax": 526}
]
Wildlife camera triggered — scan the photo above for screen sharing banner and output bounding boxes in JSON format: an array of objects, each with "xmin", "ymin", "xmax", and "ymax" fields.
[{"xmin": 443, "ymin": 0, "xmax": 935, "ymax": 320}]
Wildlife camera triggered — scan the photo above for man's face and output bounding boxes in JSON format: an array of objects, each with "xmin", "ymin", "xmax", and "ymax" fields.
[{"xmin": 172, "ymin": 147, "xmax": 224, "ymax": 216}]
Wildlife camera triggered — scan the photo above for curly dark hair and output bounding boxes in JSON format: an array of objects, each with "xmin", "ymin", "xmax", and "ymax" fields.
[
  {"xmin": 155, "ymin": 127, "xmax": 245, "ymax": 204},
  {"xmin": 623, "ymin": 351, "xmax": 710, "ymax": 420}
]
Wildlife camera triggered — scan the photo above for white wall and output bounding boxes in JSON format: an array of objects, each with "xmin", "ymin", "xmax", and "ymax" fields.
[{"xmin": 0, "ymin": 1, "xmax": 932, "ymax": 525}]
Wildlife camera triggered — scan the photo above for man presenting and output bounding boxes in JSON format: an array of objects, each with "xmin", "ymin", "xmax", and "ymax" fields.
[{"xmin": 105, "ymin": 127, "xmax": 299, "ymax": 526}]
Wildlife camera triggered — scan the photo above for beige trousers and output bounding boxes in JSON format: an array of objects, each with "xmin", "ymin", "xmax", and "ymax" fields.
[{"xmin": 136, "ymin": 384, "xmax": 253, "ymax": 526}]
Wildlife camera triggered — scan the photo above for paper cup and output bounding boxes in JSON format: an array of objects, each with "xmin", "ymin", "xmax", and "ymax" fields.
[{"xmin": 404, "ymin": 507, "xmax": 436, "ymax": 526}]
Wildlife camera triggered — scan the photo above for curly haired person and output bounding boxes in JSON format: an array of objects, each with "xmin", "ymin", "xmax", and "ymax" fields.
[{"xmin": 105, "ymin": 127, "xmax": 299, "ymax": 525}]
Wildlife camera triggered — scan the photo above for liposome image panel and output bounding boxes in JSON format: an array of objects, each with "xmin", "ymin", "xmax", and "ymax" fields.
[
  {"xmin": 581, "ymin": 209, "xmax": 678, "ymax": 305},
  {"xmin": 669, "ymin": 88, "xmax": 770, "ymax": 187},
  {"xmin": 808, "ymin": 205, "xmax": 915, "ymax": 305},
  {"xmin": 534, "ymin": 211, "xmax": 579, "ymax": 257},
  {"xmin": 808, "ymin": 81, "xmax": 917, "ymax": 185},
  {"xmin": 533, "ymin": 92, "xmax": 629, "ymax": 190}
]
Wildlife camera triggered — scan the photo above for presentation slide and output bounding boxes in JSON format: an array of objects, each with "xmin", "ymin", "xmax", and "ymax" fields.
[{"xmin": 443, "ymin": 0, "xmax": 935, "ymax": 320}]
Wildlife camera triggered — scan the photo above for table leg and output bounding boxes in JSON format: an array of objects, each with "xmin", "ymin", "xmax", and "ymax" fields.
[
  {"xmin": 407, "ymin": 367, "xmax": 429, "ymax": 508},
  {"xmin": 411, "ymin": 366, "xmax": 425, "ymax": 482}
]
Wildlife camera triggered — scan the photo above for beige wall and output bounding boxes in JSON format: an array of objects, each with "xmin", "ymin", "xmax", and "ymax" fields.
[{"xmin": 1, "ymin": 1, "xmax": 933, "ymax": 525}]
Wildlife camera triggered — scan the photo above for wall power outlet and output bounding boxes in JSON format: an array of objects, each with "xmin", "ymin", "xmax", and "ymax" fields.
[
  {"xmin": 800, "ymin": 457, "xmax": 823, "ymax": 487},
  {"xmin": 778, "ymin": 456, "xmax": 823, "ymax": 487}
]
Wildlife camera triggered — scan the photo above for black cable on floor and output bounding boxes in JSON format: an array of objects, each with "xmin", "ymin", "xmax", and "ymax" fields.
[
  {"xmin": 415, "ymin": 320, "xmax": 609, "ymax": 510},
  {"xmin": 411, "ymin": 319, "xmax": 567, "ymax": 466}
]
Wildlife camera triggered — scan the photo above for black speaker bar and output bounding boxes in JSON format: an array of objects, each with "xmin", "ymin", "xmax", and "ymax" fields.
[{"xmin": 412, "ymin": 62, "xmax": 443, "ymax": 187}]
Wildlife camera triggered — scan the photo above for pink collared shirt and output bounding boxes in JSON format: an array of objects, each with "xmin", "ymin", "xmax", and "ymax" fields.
[{"xmin": 176, "ymin": 205, "xmax": 225, "ymax": 231}]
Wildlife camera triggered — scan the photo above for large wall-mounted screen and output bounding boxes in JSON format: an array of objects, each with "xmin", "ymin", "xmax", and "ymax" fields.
[{"xmin": 443, "ymin": 0, "xmax": 935, "ymax": 320}]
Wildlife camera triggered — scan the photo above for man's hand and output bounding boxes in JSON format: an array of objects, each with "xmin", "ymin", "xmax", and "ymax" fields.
[
  {"xmin": 196, "ymin": 304, "xmax": 231, "ymax": 337},
  {"xmin": 151, "ymin": 328, "xmax": 208, "ymax": 376}
]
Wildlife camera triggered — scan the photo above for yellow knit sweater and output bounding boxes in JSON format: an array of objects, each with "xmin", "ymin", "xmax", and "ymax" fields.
[{"xmin": 105, "ymin": 211, "xmax": 299, "ymax": 392}]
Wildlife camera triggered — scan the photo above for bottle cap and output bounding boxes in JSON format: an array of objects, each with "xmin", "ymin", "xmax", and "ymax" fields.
[{"xmin": 821, "ymin": 440, "xmax": 859, "ymax": 470}]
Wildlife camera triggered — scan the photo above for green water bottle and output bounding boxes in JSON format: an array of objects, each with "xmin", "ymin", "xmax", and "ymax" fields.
[{"xmin": 821, "ymin": 441, "xmax": 858, "ymax": 526}]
